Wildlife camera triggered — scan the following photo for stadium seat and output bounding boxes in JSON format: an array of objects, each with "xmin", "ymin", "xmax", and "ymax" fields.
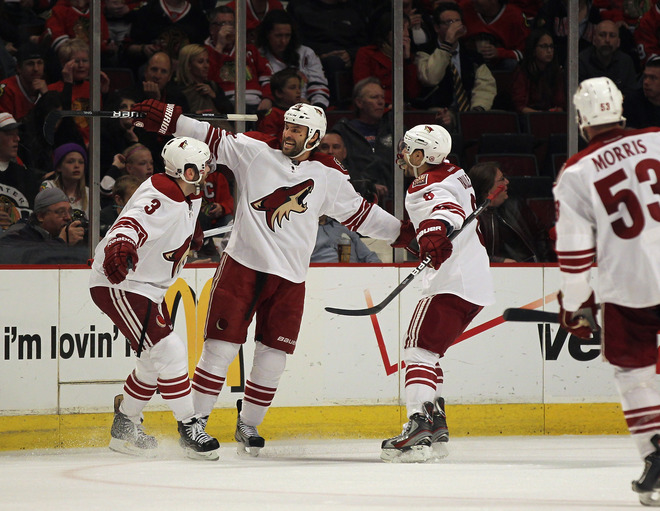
[
  {"xmin": 526, "ymin": 197, "xmax": 556, "ymax": 232},
  {"xmin": 475, "ymin": 153, "xmax": 538, "ymax": 177},
  {"xmin": 478, "ymin": 133, "xmax": 535, "ymax": 154},
  {"xmin": 459, "ymin": 110, "xmax": 520, "ymax": 167}
]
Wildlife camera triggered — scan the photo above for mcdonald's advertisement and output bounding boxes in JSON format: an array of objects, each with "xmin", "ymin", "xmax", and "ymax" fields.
[{"xmin": 0, "ymin": 265, "xmax": 618, "ymax": 416}]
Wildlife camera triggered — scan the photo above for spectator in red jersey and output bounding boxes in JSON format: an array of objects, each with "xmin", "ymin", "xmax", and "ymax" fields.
[
  {"xmin": 225, "ymin": 0, "xmax": 284, "ymax": 45},
  {"xmin": 353, "ymin": 11, "xmax": 420, "ymax": 107},
  {"xmin": 459, "ymin": 0, "xmax": 530, "ymax": 71},
  {"xmin": 47, "ymin": 39, "xmax": 111, "ymax": 146},
  {"xmin": 44, "ymin": 0, "xmax": 115, "ymax": 58},
  {"xmin": 511, "ymin": 29, "xmax": 566, "ymax": 113},
  {"xmin": 635, "ymin": 1, "xmax": 660, "ymax": 66},
  {"xmin": 204, "ymin": 6, "xmax": 273, "ymax": 115},
  {"xmin": 257, "ymin": 68, "xmax": 303, "ymax": 140},
  {"xmin": 0, "ymin": 42, "xmax": 49, "ymax": 121}
]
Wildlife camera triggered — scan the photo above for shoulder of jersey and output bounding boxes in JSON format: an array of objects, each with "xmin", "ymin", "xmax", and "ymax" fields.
[
  {"xmin": 310, "ymin": 151, "xmax": 349, "ymax": 175},
  {"xmin": 150, "ymin": 173, "xmax": 186, "ymax": 202},
  {"xmin": 244, "ymin": 130, "xmax": 281, "ymax": 150},
  {"xmin": 409, "ymin": 162, "xmax": 462, "ymax": 190}
]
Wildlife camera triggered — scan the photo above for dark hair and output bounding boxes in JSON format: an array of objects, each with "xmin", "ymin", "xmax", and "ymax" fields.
[
  {"xmin": 522, "ymin": 29, "xmax": 560, "ymax": 88},
  {"xmin": 646, "ymin": 56, "xmax": 660, "ymax": 69},
  {"xmin": 208, "ymin": 5, "xmax": 234, "ymax": 19},
  {"xmin": 467, "ymin": 161, "xmax": 499, "ymax": 203},
  {"xmin": 270, "ymin": 68, "xmax": 301, "ymax": 97},
  {"xmin": 257, "ymin": 10, "xmax": 300, "ymax": 68},
  {"xmin": 432, "ymin": 2, "xmax": 463, "ymax": 25}
]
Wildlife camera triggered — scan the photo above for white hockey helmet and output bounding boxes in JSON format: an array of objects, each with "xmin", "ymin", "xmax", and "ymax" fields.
[
  {"xmin": 573, "ymin": 77, "xmax": 625, "ymax": 140},
  {"xmin": 283, "ymin": 103, "xmax": 327, "ymax": 157},
  {"xmin": 400, "ymin": 124, "xmax": 452, "ymax": 173},
  {"xmin": 161, "ymin": 137, "xmax": 212, "ymax": 186}
]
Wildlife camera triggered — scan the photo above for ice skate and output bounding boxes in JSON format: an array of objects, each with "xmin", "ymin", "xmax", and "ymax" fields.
[
  {"xmin": 234, "ymin": 399, "xmax": 265, "ymax": 457},
  {"xmin": 108, "ymin": 394, "xmax": 158, "ymax": 457},
  {"xmin": 380, "ymin": 403, "xmax": 433, "ymax": 463},
  {"xmin": 632, "ymin": 435, "xmax": 660, "ymax": 506},
  {"xmin": 431, "ymin": 397, "xmax": 449, "ymax": 459},
  {"xmin": 178, "ymin": 417, "xmax": 220, "ymax": 461}
]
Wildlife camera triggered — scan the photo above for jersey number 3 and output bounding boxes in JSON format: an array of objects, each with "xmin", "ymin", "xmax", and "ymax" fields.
[{"xmin": 594, "ymin": 158, "xmax": 660, "ymax": 239}]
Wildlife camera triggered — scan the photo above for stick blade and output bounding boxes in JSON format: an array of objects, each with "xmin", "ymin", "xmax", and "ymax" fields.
[
  {"xmin": 324, "ymin": 305, "xmax": 382, "ymax": 317},
  {"xmin": 502, "ymin": 308, "xmax": 559, "ymax": 324}
]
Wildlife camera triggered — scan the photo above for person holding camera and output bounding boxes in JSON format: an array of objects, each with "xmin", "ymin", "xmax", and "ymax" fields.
[{"xmin": 40, "ymin": 143, "xmax": 89, "ymax": 232}]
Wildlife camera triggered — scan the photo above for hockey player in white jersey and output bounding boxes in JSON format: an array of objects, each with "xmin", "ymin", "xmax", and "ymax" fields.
[
  {"xmin": 130, "ymin": 99, "xmax": 416, "ymax": 456},
  {"xmin": 89, "ymin": 137, "xmax": 220, "ymax": 461},
  {"xmin": 554, "ymin": 77, "xmax": 660, "ymax": 505},
  {"xmin": 380, "ymin": 124, "xmax": 494, "ymax": 463}
]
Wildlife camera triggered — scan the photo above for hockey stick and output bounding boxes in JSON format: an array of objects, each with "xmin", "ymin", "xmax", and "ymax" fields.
[
  {"xmin": 43, "ymin": 110, "xmax": 258, "ymax": 145},
  {"xmin": 324, "ymin": 185, "xmax": 505, "ymax": 317},
  {"xmin": 502, "ymin": 308, "xmax": 559, "ymax": 323},
  {"xmin": 203, "ymin": 224, "xmax": 233, "ymax": 238}
]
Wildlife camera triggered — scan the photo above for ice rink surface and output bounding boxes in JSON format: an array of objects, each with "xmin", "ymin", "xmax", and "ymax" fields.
[{"xmin": 0, "ymin": 435, "xmax": 649, "ymax": 510}]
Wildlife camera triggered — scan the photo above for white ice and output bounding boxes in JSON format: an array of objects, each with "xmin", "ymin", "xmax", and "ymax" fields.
[{"xmin": 0, "ymin": 436, "xmax": 647, "ymax": 510}]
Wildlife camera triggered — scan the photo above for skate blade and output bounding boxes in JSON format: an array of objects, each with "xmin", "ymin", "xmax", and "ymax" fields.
[
  {"xmin": 109, "ymin": 438, "xmax": 158, "ymax": 458},
  {"xmin": 380, "ymin": 444, "xmax": 432, "ymax": 463},
  {"xmin": 181, "ymin": 446, "xmax": 219, "ymax": 461},
  {"xmin": 431, "ymin": 442, "xmax": 449, "ymax": 460},
  {"xmin": 237, "ymin": 443, "xmax": 261, "ymax": 457}
]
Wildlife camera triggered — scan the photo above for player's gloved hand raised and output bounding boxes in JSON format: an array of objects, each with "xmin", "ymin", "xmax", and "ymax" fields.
[
  {"xmin": 391, "ymin": 220, "xmax": 416, "ymax": 250},
  {"xmin": 103, "ymin": 235, "xmax": 138, "ymax": 284},
  {"xmin": 558, "ymin": 291, "xmax": 599, "ymax": 339},
  {"xmin": 131, "ymin": 99, "xmax": 182, "ymax": 136},
  {"xmin": 417, "ymin": 219, "xmax": 452, "ymax": 270},
  {"xmin": 191, "ymin": 222, "xmax": 204, "ymax": 252}
]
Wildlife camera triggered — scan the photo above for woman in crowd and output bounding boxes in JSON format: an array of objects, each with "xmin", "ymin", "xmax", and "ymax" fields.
[{"xmin": 41, "ymin": 143, "xmax": 89, "ymax": 221}]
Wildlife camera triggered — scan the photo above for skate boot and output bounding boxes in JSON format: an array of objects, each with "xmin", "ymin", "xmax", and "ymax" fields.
[
  {"xmin": 380, "ymin": 402, "xmax": 433, "ymax": 463},
  {"xmin": 235, "ymin": 399, "xmax": 265, "ymax": 457},
  {"xmin": 197, "ymin": 415, "xmax": 210, "ymax": 431},
  {"xmin": 632, "ymin": 435, "xmax": 660, "ymax": 506},
  {"xmin": 431, "ymin": 397, "xmax": 449, "ymax": 459},
  {"xmin": 177, "ymin": 417, "xmax": 220, "ymax": 461},
  {"xmin": 108, "ymin": 394, "xmax": 158, "ymax": 457}
]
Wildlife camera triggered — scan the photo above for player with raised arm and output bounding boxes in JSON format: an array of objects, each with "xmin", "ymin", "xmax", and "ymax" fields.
[
  {"xmin": 380, "ymin": 125, "xmax": 494, "ymax": 463},
  {"xmin": 89, "ymin": 137, "xmax": 220, "ymax": 461},
  {"xmin": 554, "ymin": 77, "xmax": 660, "ymax": 506},
  {"xmin": 130, "ymin": 99, "xmax": 416, "ymax": 456}
]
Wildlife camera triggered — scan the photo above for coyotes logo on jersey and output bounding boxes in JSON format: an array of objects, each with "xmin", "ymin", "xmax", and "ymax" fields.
[
  {"xmin": 251, "ymin": 179, "xmax": 314, "ymax": 231},
  {"xmin": 163, "ymin": 235, "xmax": 193, "ymax": 278}
]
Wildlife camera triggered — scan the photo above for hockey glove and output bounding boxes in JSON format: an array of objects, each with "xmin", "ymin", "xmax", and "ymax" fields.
[
  {"xmin": 417, "ymin": 219, "xmax": 452, "ymax": 270},
  {"xmin": 558, "ymin": 291, "xmax": 599, "ymax": 340},
  {"xmin": 103, "ymin": 235, "xmax": 138, "ymax": 284},
  {"xmin": 391, "ymin": 220, "xmax": 416, "ymax": 250},
  {"xmin": 191, "ymin": 221, "xmax": 204, "ymax": 252},
  {"xmin": 131, "ymin": 99, "xmax": 182, "ymax": 136}
]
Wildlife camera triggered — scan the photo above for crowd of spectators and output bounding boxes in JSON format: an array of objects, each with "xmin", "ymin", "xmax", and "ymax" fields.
[{"xmin": 0, "ymin": 0, "xmax": 656, "ymax": 264}]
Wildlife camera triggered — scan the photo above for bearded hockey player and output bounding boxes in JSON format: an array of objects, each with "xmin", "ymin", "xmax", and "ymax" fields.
[
  {"xmin": 89, "ymin": 137, "xmax": 220, "ymax": 461},
  {"xmin": 130, "ymin": 99, "xmax": 416, "ymax": 456},
  {"xmin": 554, "ymin": 77, "xmax": 660, "ymax": 506},
  {"xmin": 380, "ymin": 124, "xmax": 494, "ymax": 463}
]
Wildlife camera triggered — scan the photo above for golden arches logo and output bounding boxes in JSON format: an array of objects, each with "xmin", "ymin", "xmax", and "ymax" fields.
[{"xmin": 164, "ymin": 276, "xmax": 243, "ymax": 387}]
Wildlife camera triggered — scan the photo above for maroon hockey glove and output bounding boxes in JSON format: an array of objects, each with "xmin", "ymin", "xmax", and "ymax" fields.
[
  {"xmin": 103, "ymin": 235, "xmax": 138, "ymax": 284},
  {"xmin": 191, "ymin": 221, "xmax": 204, "ymax": 252},
  {"xmin": 558, "ymin": 291, "xmax": 599, "ymax": 340},
  {"xmin": 131, "ymin": 99, "xmax": 182, "ymax": 135},
  {"xmin": 391, "ymin": 220, "xmax": 416, "ymax": 250},
  {"xmin": 417, "ymin": 219, "xmax": 452, "ymax": 270}
]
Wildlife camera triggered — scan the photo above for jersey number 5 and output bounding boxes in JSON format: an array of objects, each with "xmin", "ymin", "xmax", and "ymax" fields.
[{"xmin": 594, "ymin": 159, "xmax": 660, "ymax": 239}]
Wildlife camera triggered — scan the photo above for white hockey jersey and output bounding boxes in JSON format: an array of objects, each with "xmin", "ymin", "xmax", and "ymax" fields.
[
  {"xmin": 406, "ymin": 162, "xmax": 494, "ymax": 305},
  {"xmin": 173, "ymin": 116, "xmax": 401, "ymax": 283},
  {"xmin": 554, "ymin": 127, "xmax": 660, "ymax": 310},
  {"xmin": 89, "ymin": 174, "xmax": 202, "ymax": 302}
]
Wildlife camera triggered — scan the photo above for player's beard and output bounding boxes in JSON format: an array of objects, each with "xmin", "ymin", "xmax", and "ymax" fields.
[{"xmin": 281, "ymin": 137, "xmax": 306, "ymax": 158}]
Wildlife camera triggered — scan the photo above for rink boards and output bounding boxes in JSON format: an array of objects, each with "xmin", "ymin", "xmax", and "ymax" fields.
[{"xmin": 0, "ymin": 264, "xmax": 628, "ymax": 449}]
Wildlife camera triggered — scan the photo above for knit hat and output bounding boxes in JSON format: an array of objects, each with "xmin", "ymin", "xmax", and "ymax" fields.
[
  {"xmin": 16, "ymin": 42, "xmax": 45, "ymax": 64},
  {"xmin": 33, "ymin": 187, "xmax": 68, "ymax": 212},
  {"xmin": 0, "ymin": 112, "xmax": 21, "ymax": 131},
  {"xmin": 53, "ymin": 143, "xmax": 87, "ymax": 170}
]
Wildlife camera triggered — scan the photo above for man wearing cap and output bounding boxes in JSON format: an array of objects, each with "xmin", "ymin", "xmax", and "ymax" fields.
[
  {"xmin": 0, "ymin": 187, "xmax": 86, "ymax": 263},
  {"xmin": 0, "ymin": 42, "xmax": 49, "ymax": 121},
  {"xmin": 0, "ymin": 112, "xmax": 40, "ymax": 231}
]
